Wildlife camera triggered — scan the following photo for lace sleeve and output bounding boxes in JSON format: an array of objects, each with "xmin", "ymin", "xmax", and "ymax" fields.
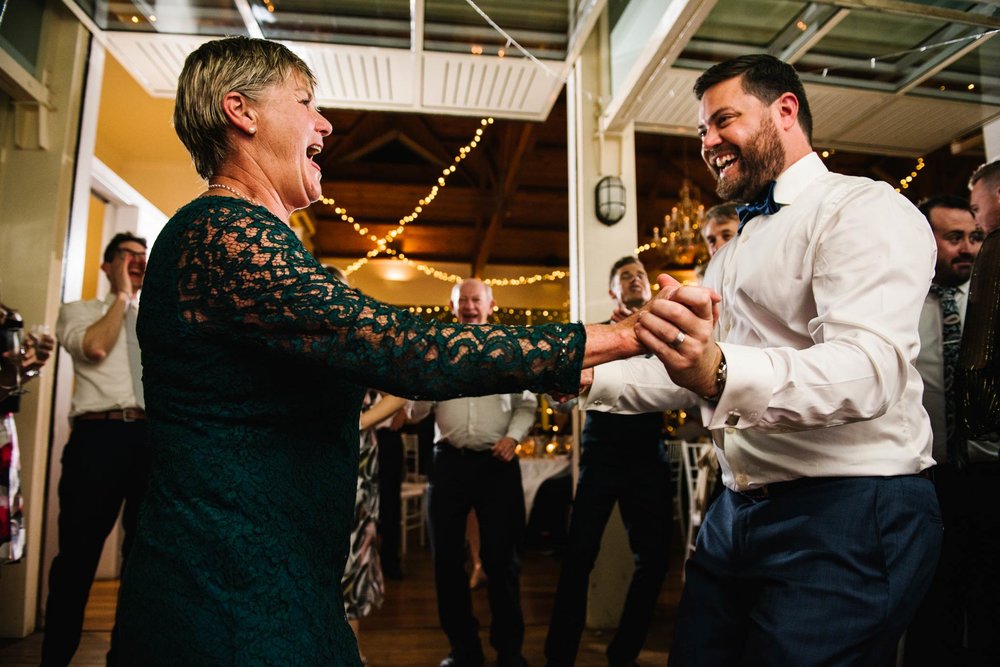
[{"xmin": 175, "ymin": 201, "xmax": 584, "ymax": 399}]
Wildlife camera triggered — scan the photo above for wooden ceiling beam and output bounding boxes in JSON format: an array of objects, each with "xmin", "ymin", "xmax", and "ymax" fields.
[{"xmin": 472, "ymin": 122, "xmax": 536, "ymax": 277}]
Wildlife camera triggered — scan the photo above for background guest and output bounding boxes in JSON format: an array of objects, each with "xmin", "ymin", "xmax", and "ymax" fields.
[
  {"xmin": 348, "ymin": 390, "xmax": 409, "ymax": 663},
  {"xmin": 906, "ymin": 195, "xmax": 994, "ymax": 666},
  {"xmin": 410, "ymin": 278, "xmax": 535, "ymax": 667},
  {"xmin": 0, "ymin": 303, "xmax": 54, "ymax": 564},
  {"xmin": 700, "ymin": 203, "xmax": 739, "ymax": 256},
  {"xmin": 42, "ymin": 232, "xmax": 150, "ymax": 667},
  {"xmin": 969, "ymin": 160, "xmax": 1000, "ymax": 232},
  {"xmin": 545, "ymin": 256, "xmax": 672, "ymax": 667},
  {"xmin": 958, "ymin": 159, "xmax": 1000, "ymax": 446}
]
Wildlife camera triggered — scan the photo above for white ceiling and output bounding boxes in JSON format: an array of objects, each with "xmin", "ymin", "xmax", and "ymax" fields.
[
  {"xmin": 104, "ymin": 32, "xmax": 567, "ymax": 120},
  {"xmin": 71, "ymin": 0, "xmax": 1000, "ymax": 157}
]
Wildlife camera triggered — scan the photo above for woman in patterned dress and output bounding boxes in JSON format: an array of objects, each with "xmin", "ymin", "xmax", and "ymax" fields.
[{"xmin": 345, "ymin": 391, "xmax": 408, "ymax": 662}]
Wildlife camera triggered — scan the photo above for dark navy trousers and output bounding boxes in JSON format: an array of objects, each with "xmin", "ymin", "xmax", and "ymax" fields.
[{"xmin": 669, "ymin": 475, "xmax": 942, "ymax": 667}]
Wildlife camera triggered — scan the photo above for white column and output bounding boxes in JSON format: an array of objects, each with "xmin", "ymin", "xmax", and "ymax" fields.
[{"xmin": 566, "ymin": 11, "xmax": 643, "ymax": 629}]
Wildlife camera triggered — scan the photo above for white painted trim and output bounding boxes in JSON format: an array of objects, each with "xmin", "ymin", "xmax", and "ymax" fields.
[
  {"xmin": 601, "ymin": 0, "xmax": 718, "ymax": 132},
  {"xmin": 63, "ymin": 39, "xmax": 105, "ymax": 304}
]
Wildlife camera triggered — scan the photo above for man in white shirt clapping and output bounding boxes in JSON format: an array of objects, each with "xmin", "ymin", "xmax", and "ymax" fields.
[{"xmin": 43, "ymin": 233, "xmax": 151, "ymax": 667}]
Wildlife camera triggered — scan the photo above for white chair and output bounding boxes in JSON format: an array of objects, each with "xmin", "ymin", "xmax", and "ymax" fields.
[
  {"xmin": 400, "ymin": 433, "xmax": 428, "ymax": 554},
  {"xmin": 664, "ymin": 439, "xmax": 688, "ymax": 546},
  {"xmin": 681, "ymin": 440, "xmax": 717, "ymax": 576}
]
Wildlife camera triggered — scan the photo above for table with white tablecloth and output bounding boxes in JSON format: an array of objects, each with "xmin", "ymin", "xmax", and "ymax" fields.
[{"xmin": 518, "ymin": 456, "xmax": 571, "ymax": 521}]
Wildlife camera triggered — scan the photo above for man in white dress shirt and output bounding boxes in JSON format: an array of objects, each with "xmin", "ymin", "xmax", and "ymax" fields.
[
  {"xmin": 583, "ymin": 54, "xmax": 941, "ymax": 666},
  {"xmin": 969, "ymin": 160, "xmax": 1000, "ymax": 232},
  {"xmin": 410, "ymin": 278, "xmax": 534, "ymax": 667},
  {"xmin": 905, "ymin": 194, "xmax": 997, "ymax": 665},
  {"xmin": 42, "ymin": 233, "xmax": 151, "ymax": 667}
]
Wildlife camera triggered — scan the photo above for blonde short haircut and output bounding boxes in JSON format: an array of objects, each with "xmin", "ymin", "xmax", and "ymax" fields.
[{"xmin": 173, "ymin": 36, "xmax": 316, "ymax": 179}]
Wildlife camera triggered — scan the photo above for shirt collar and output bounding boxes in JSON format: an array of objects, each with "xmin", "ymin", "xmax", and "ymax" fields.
[
  {"xmin": 772, "ymin": 152, "xmax": 827, "ymax": 207},
  {"xmin": 930, "ymin": 280, "xmax": 970, "ymax": 297}
]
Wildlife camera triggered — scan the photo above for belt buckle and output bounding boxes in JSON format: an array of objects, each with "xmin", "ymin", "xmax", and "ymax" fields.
[{"xmin": 122, "ymin": 408, "xmax": 136, "ymax": 422}]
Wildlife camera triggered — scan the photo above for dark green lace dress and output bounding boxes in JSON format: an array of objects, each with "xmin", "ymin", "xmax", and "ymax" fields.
[{"xmin": 118, "ymin": 196, "xmax": 585, "ymax": 666}]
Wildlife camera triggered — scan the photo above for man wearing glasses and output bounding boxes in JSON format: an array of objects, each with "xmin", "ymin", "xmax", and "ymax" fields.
[{"xmin": 42, "ymin": 233, "xmax": 151, "ymax": 667}]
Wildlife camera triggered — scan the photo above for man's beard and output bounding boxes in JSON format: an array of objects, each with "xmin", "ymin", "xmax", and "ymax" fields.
[
  {"xmin": 621, "ymin": 296, "xmax": 646, "ymax": 309},
  {"xmin": 713, "ymin": 116, "xmax": 785, "ymax": 202},
  {"xmin": 936, "ymin": 254, "xmax": 975, "ymax": 286}
]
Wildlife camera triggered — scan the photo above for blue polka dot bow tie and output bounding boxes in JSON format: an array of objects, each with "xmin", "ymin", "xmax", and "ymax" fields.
[{"xmin": 736, "ymin": 180, "xmax": 782, "ymax": 233}]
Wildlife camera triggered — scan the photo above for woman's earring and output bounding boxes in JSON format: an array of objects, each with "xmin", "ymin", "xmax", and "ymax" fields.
[{"xmin": 249, "ymin": 126, "xmax": 256, "ymax": 134}]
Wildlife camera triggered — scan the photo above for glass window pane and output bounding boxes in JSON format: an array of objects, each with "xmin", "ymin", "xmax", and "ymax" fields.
[
  {"xmin": 251, "ymin": 0, "xmax": 411, "ymax": 48},
  {"xmin": 80, "ymin": 0, "xmax": 248, "ymax": 35},
  {"xmin": 424, "ymin": 0, "xmax": 568, "ymax": 59},
  {"xmin": 691, "ymin": 0, "xmax": 805, "ymax": 48}
]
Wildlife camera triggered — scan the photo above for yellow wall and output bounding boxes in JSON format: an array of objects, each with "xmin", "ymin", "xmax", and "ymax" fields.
[
  {"xmin": 83, "ymin": 194, "xmax": 105, "ymax": 300},
  {"xmin": 94, "ymin": 55, "xmax": 202, "ymax": 215}
]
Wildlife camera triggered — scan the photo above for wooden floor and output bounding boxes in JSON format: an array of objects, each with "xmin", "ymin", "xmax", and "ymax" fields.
[{"xmin": 0, "ymin": 543, "xmax": 683, "ymax": 666}]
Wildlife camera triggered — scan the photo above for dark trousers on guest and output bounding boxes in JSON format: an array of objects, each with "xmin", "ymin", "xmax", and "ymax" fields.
[
  {"xmin": 669, "ymin": 475, "xmax": 942, "ymax": 667},
  {"xmin": 544, "ymin": 447, "xmax": 672, "ymax": 666},
  {"xmin": 904, "ymin": 462, "xmax": 1000, "ymax": 667},
  {"xmin": 428, "ymin": 444, "xmax": 526, "ymax": 666},
  {"xmin": 376, "ymin": 427, "xmax": 404, "ymax": 577},
  {"xmin": 41, "ymin": 420, "xmax": 151, "ymax": 667}
]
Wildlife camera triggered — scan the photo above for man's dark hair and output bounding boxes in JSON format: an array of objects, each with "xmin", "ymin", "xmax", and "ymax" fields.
[
  {"xmin": 693, "ymin": 54, "xmax": 813, "ymax": 142},
  {"xmin": 609, "ymin": 255, "xmax": 643, "ymax": 286},
  {"xmin": 969, "ymin": 160, "xmax": 1000, "ymax": 190},
  {"xmin": 102, "ymin": 232, "xmax": 147, "ymax": 263},
  {"xmin": 917, "ymin": 194, "xmax": 971, "ymax": 222},
  {"xmin": 705, "ymin": 202, "xmax": 739, "ymax": 223}
]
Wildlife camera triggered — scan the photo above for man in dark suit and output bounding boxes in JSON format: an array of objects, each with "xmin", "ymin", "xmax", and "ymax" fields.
[{"xmin": 544, "ymin": 256, "xmax": 672, "ymax": 667}]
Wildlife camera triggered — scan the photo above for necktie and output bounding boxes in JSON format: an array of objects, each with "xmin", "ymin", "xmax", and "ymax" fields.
[
  {"xmin": 736, "ymin": 180, "xmax": 782, "ymax": 234},
  {"xmin": 929, "ymin": 283, "xmax": 966, "ymax": 466}
]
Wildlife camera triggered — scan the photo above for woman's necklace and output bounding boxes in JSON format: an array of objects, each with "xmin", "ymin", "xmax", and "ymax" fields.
[{"xmin": 205, "ymin": 182, "xmax": 262, "ymax": 207}]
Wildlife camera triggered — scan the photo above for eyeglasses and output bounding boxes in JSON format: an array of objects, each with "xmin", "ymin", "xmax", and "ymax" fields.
[{"xmin": 117, "ymin": 248, "xmax": 147, "ymax": 260}]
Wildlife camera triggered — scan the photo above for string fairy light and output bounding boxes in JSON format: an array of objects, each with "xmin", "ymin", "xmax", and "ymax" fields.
[
  {"xmin": 406, "ymin": 304, "xmax": 569, "ymax": 325},
  {"xmin": 344, "ymin": 246, "xmax": 568, "ymax": 287},
  {"xmin": 895, "ymin": 156, "xmax": 925, "ymax": 193},
  {"xmin": 319, "ymin": 117, "xmax": 495, "ymax": 251}
]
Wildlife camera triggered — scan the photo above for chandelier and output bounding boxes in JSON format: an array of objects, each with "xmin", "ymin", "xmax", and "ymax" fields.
[{"xmin": 641, "ymin": 179, "xmax": 710, "ymax": 269}]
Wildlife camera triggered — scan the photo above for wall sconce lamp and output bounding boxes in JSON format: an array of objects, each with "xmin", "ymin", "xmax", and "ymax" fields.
[{"xmin": 595, "ymin": 175, "xmax": 626, "ymax": 226}]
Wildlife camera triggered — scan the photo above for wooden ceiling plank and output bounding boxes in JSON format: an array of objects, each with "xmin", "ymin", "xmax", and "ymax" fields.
[
  {"xmin": 326, "ymin": 113, "xmax": 399, "ymax": 163},
  {"xmin": 472, "ymin": 122, "xmax": 537, "ymax": 276}
]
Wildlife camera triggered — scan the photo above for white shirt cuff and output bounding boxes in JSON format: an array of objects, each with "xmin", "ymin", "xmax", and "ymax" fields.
[{"xmin": 705, "ymin": 343, "xmax": 774, "ymax": 429}]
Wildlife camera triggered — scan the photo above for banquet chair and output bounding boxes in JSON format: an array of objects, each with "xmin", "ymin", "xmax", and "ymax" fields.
[
  {"xmin": 400, "ymin": 433, "xmax": 428, "ymax": 554},
  {"xmin": 664, "ymin": 439, "xmax": 688, "ymax": 546},
  {"xmin": 681, "ymin": 440, "xmax": 717, "ymax": 577}
]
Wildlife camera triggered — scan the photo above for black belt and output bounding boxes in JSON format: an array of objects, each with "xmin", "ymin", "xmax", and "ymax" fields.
[
  {"xmin": 736, "ymin": 470, "xmax": 932, "ymax": 500},
  {"xmin": 436, "ymin": 440, "xmax": 493, "ymax": 455},
  {"xmin": 75, "ymin": 408, "xmax": 146, "ymax": 422}
]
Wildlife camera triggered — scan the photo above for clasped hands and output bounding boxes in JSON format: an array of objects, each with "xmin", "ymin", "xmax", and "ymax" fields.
[{"xmin": 585, "ymin": 275, "xmax": 723, "ymax": 398}]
